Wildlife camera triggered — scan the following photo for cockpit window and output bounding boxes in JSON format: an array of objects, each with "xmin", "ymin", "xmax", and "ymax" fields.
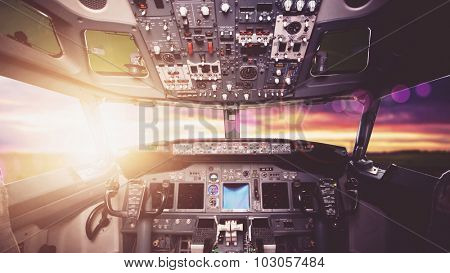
[
  {"xmin": 368, "ymin": 78, "xmax": 450, "ymax": 176},
  {"xmin": 311, "ymin": 28, "xmax": 371, "ymax": 75},
  {"xmin": 85, "ymin": 30, "xmax": 148, "ymax": 76},
  {"xmin": 100, "ymin": 99, "xmax": 363, "ymax": 154},
  {"xmin": 0, "ymin": 76, "xmax": 98, "ymax": 183},
  {"xmin": 0, "ymin": 0, "xmax": 62, "ymax": 57},
  {"xmin": 99, "ymin": 103, "xmax": 224, "ymax": 154},
  {"xmin": 240, "ymin": 101, "xmax": 363, "ymax": 150}
]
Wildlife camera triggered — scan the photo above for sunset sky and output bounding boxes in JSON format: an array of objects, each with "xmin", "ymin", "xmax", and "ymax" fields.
[{"xmin": 0, "ymin": 75, "xmax": 449, "ymax": 160}]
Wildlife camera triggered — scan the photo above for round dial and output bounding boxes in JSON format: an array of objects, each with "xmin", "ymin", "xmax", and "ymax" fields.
[
  {"xmin": 209, "ymin": 172, "xmax": 219, "ymax": 182},
  {"xmin": 208, "ymin": 197, "xmax": 218, "ymax": 208},
  {"xmin": 208, "ymin": 184, "xmax": 219, "ymax": 195},
  {"xmin": 286, "ymin": 21, "xmax": 302, "ymax": 35}
]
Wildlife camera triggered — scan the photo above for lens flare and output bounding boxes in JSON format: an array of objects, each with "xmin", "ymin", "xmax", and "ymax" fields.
[
  {"xmin": 391, "ymin": 85, "xmax": 410, "ymax": 103},
  {"xmin": 415, "ymin": 83, "xmax": 432, "ymax": 97}
]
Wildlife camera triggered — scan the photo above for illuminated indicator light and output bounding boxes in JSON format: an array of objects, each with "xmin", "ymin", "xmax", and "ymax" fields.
[
  {"xmin": 187, "ymin": 42, "xmax": 193, "ymax": 55},
  {"xmin": 208, "ymin": 41, "xmax": 214, "ymax": 54}
]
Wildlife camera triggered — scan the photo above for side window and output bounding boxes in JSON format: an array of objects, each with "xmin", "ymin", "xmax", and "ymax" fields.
[
  {"xmin": 368, "ymin": 78, "xmax": 450, "ymax": 176},
  {"xmin": 0, "ymin": 0, "xmax": 62, "ymax": 57},
  {"xmin": 311, "ymin": 28, "xmax": 371, "ymax": 75},
  {"xmin": 85, "ymin": 30, "xmax": 148, "ymax": 76},
  {"xmin": 0, "ymin": 76, "xmax": 97, "ymax": 183}
]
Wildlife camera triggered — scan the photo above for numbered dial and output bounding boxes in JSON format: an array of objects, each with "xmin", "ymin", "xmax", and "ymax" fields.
[{"xmin": 208, "ymin": 184, "xmax": 219, "ymax": 195}]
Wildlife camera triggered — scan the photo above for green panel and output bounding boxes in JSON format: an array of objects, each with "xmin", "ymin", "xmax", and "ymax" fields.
[
  {"xmin": 85, "ymin": 30, "xmax": 148, "ymax": 76},
  {"xmin": 0, "ymin": 0, "xmax": 61, "ymax": 57},
  {"xmin": 311, "ymin": 28, "xmax": 370, "ymax": 75}
]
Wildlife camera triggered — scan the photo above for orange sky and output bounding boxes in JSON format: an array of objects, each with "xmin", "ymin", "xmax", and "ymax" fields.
[{"xmin": 0, "ymin": 76, "xmax": 449, "ymax": 158}]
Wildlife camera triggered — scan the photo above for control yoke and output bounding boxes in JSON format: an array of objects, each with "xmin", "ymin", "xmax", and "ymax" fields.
[
  {"xmin": 143, "ymin": 182, "xmax": 169, "ymax": 217},
  {"xmin": 104, "ymin": 178, "xmax": 127, "ymax": 218}
]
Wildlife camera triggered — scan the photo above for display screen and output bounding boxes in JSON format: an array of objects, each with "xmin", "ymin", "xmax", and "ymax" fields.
[
  {"xmin": 262, "ymin": 182, "xmax": 289, "ymax": 209},
  {"xmin": 223, "ymin": 183, "xmax": 250, "ymax": 210},
  {"xmin": 177, "ymin": 183, "xmax": 204, "ymax": 209}
]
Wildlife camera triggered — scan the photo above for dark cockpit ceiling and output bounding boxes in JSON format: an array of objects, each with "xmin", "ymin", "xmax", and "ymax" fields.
[{"xmin": 0, "ymin": 0, "xmax": 448, "ymax": 107}]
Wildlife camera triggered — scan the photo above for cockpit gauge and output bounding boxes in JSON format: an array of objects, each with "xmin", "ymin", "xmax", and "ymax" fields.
[
  {"xmin": 209, "ymin": 173, "xmax": 219, "ymax": 182},
  {"xmin": 207, "ymin": 184, "xmax": 219, "ymax": 195}
]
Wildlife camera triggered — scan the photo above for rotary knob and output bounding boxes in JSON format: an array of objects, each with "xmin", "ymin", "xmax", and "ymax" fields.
[
  {"xmin": 221, "ymin": 2, "xmax": 230, "ymax": 13},
  {"xmin": 296, "ymin": 0, "xmax": 305, "ymax": 11},
  {"xmin": 307, "ymin": 0, "xmax": 317, "ymax": 12},
  {"xmin": 179, "ymin": 6, "xmax": 188, "ymax": 17},
  {"xmin": 283, "ymin": 0, "xmax": 293, "ymax": 11},
  {"xmin": 285, "ymin": 77, "xmax": 291, "ymax": 85},
  {"xmin": 200, "ymin": 6, "xmax": 210, "ymax": 17},
  {"xmin": 153, "ymin": 45, "xmax": 161, "ymax": 55}
]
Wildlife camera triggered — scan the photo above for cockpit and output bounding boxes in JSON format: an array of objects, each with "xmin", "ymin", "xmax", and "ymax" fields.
[{"xmin": 0, "ymin": 0, "xmax": 449, "ymax": 254}]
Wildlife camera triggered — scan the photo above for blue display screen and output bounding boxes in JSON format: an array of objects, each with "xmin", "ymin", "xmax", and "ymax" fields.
[{"xmin": 223, "ymin": 183, "xmax": 250, "ymax": 210}]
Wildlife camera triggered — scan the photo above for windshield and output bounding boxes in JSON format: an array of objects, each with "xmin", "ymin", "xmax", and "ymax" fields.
[
  {"xmin": 99, "ymin": 99, "xmax": 364, "ymax": 155},
  {"xmin": 367, "ymin": 77, "xmax": 450, "ymax": 176},
  {"xmin": 1, "ymin": 74, "xmax": 448, "ymax": 183},
  {"xmin": 0, "ymin": 77, "xmax": 99, "ymax": 183}
]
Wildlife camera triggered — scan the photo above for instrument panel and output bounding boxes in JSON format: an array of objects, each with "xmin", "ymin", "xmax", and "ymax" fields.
[
  {"xmin": 130, "ymin": 0, "xmax": 321, "ymax": 102},
  {"xmin": 137, "ymin": 163, "xmax": 336, "ymax": 215},
  {"xmin": 121, "ymin": 162, "xmax": 339, "ymax": 252},
  {"xmin": 117, "ymin": 139, "xmax": 348, "ymax": 252}
]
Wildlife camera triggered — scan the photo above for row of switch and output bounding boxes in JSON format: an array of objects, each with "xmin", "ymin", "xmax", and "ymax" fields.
[
  {"xmin": 217, "ymin": 91, "xmax": 287, "ymax": 100},
  {"xmin": 241, "ymin": 13, "xmax": 272, "ymax": 22},
  {"xmin": 187, "ymin": 40, "xmax": 214, "ymax": 55},
  {"xmin": 196, "ymin": 89, "xmax": 287, "ymax": 100},
  {"xmin": 177, "ymin": 88, "xmax": 287, "ymax": 99},
  {"xmin": 319, "ymin": 178, "xmax": 337, "ymax": 217},
  {"xmin": 152, "ymin": 218, "xmax": 194, "ymax": 230},
  {"xmin": 126, "ymin": 182, "xmax": 145, "ymax": 228},
  {"xmin": 236, "ymin": 33, "xmax": 273, "ymax": 47},
  {"xmin": 179, "ymin": 6, "xmax": 210, "ymax": 18},
  {"xmin": 274, "ymin": 77, "xmax": 292, "ymax": 85},
  {"xmin": 198, "ymin": 92, "xmax": 250, "ymax": 101},
  {"xmin": 136, "ymin": 1, "xmax": 317, "ymax": 16},
  {"xmin": 143, "ymin": 22, "xmax": 169, "ymax": 32},
  {"xmin": 153, "ymin": 40, "xmax": 214, "ymax": 55},
  {"xmin": 153, "ymin": 218, "xmax": 192, "ymax": 225}
]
